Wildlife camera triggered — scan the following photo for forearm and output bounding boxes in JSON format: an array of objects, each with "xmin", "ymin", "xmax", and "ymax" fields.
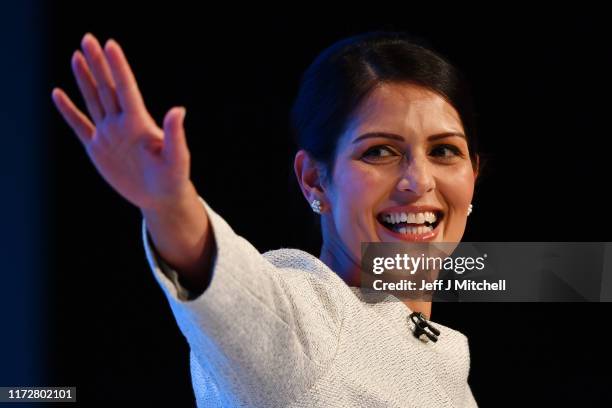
[{"xmin": 141, "ymin": 182, "xmax": 214, "ymax": 293}]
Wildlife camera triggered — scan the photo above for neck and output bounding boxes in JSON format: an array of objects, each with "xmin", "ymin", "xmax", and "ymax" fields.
[{"xmin": 319, "ymin": 243, "xmax": 361, "ymax": 287}]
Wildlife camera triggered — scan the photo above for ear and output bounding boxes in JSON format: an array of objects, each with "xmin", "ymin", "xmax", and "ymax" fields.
[{"xmin": 294, "ymin": 149, "xmax": 327, "ymax": 205}]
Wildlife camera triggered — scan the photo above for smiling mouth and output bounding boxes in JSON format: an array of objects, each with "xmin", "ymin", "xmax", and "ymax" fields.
[{"xmin": 376, "ymin": 210, "xmax": 444, "ymax": 236}]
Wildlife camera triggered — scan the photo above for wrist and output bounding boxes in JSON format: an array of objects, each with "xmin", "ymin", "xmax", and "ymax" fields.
[{"xmin": 141, "ymin": 181, "xmax": 199, "ymax": 218}]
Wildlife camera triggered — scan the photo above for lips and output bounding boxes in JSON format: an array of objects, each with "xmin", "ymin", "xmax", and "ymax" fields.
[{"xmin": 376, "ymin": 206, "xmax": 445, "ymax": 241}]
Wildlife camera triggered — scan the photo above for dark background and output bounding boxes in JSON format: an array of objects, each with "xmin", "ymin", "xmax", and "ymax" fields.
[{"xmin": 3, "ymin": 2, "xmax": 612, "ymax": 406}]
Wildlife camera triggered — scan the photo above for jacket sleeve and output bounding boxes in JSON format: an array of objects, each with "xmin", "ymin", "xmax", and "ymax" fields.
[
  {"xmin": 464, "ymin": 384, "xmax": 478, "ymax": 408},
  {"xmin": 141, "ymin": 196, "xmax": 343, "ymax": 407}
]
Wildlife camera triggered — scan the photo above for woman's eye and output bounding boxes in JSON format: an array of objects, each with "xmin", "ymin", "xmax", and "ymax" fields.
[
  {"xmin": 362, "ymin": 146, "xmax": 400, "ymax": 162},
  {"xmin": 430, "ymin": 144, "xmax": 463, "ymax": 159}
]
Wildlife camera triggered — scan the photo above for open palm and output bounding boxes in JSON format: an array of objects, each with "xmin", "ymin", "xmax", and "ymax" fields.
[{"xmin": 52, "ymin": 33, "xmax": 192, "ymax": 211}]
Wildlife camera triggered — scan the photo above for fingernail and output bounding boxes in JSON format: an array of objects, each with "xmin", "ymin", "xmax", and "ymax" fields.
[
  {"xmin": 104, "ymin": 38, "xmax": 115, "ymax": 52},
  {"xmin": 51, "ymin": 88, "xmax": 60, "ymax": 103},
  {"xmin": 71, "ymin": 50, "xmax": 80, "ymax": 64},
  {"xmin": 82, "ymin": 32, "xmax": 93, "ymax": 47}
]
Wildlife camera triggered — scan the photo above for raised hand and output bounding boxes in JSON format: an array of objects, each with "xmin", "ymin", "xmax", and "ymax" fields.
[{"xmin": 52, "ymin": 33, "xmax": 193, "ymax": 211}]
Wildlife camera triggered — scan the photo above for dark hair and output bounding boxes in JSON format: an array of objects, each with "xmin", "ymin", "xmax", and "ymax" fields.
[{"xmin": 290, "ymin": 31, "xmax": 480, "ymax": 181}]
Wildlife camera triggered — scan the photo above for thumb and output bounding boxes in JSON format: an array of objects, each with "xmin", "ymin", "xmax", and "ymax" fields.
[{"xmin": 162, "ymin": 106, "xmax": 188, "ymax": 164}]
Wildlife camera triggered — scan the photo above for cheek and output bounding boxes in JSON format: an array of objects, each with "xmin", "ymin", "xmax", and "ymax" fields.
[
  {"xmin": 435, "ymin": 165, "xmax": 475, "ymax": 236},
  {"xmin": 437, "ymin": 165, "xmax": 475, "ymax": 204},
  {"xmin": 332, "ymin": 163, "xmax": 388, "ymax": 234},
  {"xmin": 333, "ymin": 163, "xmax": 387, "ymax": 208}
]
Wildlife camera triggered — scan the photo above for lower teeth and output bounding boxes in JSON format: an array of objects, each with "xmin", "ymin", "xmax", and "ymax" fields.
[{"xmin": 393, "ymin": 225, "xmax": 433, "ymax": 235}]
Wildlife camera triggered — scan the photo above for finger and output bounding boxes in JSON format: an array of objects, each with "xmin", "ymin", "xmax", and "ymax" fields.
[
  {"xmin": 81, "ymin": 33, "xmax": 120, "ymax": 115},
  {"xmin": 162, "ymin": 107, "xmax": 188, "ymax": 164},
  {"xmin": 71, "ymin": 50, "xmax": 104, "ymax": 123},
  {"xmin": 51, "ymin": 87, "xmax": 96, "ymax": 145},
  {"xmin": 103, "ymin": 39, "xmax": 146, "ymax": 113}
]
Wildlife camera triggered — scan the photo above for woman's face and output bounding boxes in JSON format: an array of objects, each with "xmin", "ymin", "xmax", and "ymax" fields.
[{"xmin": 320, "ymin": 82, "xmax": 477, "ymax": 265}]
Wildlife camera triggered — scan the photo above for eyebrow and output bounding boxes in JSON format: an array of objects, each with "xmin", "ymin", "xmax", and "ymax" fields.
[{"xmin": 352, "ymin": 131, "xmax": 466, "ymax": 144}]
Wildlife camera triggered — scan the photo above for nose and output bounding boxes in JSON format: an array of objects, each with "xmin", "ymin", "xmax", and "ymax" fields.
[{"xmin": 396, "ymin": 154, "xmax": 435, "ymax": 196}]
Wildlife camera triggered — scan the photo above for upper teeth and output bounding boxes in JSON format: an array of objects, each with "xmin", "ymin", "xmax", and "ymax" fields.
[{"xmin": 381, "ymin": 211, "xmax": 438, "ymax": 224}]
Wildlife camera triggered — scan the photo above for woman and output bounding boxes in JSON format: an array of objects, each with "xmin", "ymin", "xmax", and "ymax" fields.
[{"xmin": 52, "ymin": 31, "xmax": 479, "ymax": 407}]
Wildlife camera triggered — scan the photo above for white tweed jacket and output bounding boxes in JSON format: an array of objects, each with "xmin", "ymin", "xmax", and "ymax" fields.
[{"xmin": 142, "ymin": 197, "xmax": 478, "ymax": 407}]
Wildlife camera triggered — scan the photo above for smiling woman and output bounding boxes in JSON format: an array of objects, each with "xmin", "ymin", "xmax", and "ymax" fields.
[
  {"xmin": 296, "ymin": 83, "xmax": 479, "ymax": 294},
  {"xmin": 52, "ymin": 31, "xmax": 480, "ymax": 407},
  {"xmin": 292, "ymin": 33, "xmax": 480, "ymax": 320}
]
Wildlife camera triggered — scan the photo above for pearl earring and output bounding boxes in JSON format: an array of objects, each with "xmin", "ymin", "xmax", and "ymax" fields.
[
  {"xmin": 310, "ymin": 199, "xmax": 322, "ymax": 214},
  {"xmin": 467, "ymin": 203, "xmax": 473, "ymax": 216}
]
